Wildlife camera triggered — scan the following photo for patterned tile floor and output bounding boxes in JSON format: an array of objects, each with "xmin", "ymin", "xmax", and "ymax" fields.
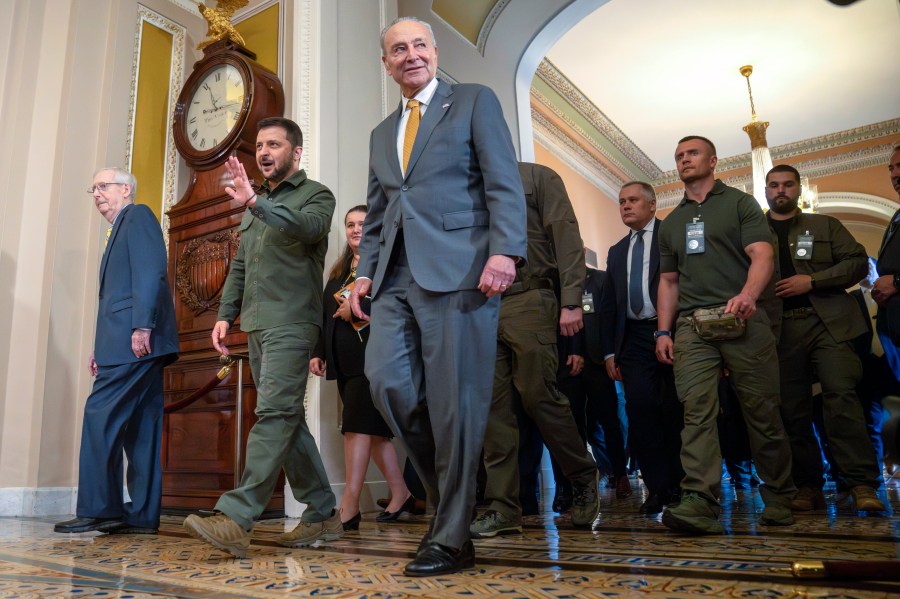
[{"xmin": 1, "ymin": 479, "xmax": 898, "ymax": 598}]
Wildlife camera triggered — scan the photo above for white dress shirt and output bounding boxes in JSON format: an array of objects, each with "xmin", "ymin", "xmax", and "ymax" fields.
[{"xmin": 396, "ymin": 77, "xmax": 439, "ymax": 175}]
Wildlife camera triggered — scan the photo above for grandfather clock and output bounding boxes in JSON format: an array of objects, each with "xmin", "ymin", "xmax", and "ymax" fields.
[{"xmin": 162, "ymin": 39, "xmax": 284, "ymax": 513}]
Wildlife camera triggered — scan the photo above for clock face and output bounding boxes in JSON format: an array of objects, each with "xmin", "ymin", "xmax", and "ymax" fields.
[{"xmin": 185, "ymin": 64, "xmax": 246, "ymax": 151}]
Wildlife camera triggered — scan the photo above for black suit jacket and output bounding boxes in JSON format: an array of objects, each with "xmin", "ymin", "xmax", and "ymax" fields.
[
  {"xmin": 582, "ymin": 267, "xmax": 612, "ymax": 365},
  {"xmin": 599, "ymin": 219, "xmax": 660, "ymax": 360},
  {"xmin": 877, "ymin": 207, "xmax": 900, "ymax": 343},
  {"xmin": 315, "ymin": 275, "xmax": 369, "ymax": 379}
]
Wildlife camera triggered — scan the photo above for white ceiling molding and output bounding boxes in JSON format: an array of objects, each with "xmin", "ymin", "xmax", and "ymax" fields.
[
  {"xmin": 535, "ymin": 59, "xmax": 660, "ymax": 178},
  {"xmin": 165, "ymin": 0, "xmax": 198, "ymax": 13},
  {"xmin": 654, "ymin": 129, "xmax": 899, "ymax": 186},
  {"xmin": 817, "ymin": 192, "xmax": 898, "ymax": 221},
  {"xmin": 531, "ymin": 88, "xmax": 641, "ymax": 182},
  {"xmin": 532, "ymin": 108, "xmax": 623, "ymax": 202},
  {"xmin": 475, "ymin": 0, "xmax": 511, "ymax": 56}
]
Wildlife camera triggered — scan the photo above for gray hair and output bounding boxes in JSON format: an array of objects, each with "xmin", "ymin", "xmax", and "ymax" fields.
[
  {"xmin": 94, "ymin": 167, "xmax": 137, "ymax": 200},
  {"xmin": 380, "ymin": 16, "xmax": 437, "ymax": 55},
  {"xmin": 620, "ymin": 180, "xmax": 656, "ymax": 203}
]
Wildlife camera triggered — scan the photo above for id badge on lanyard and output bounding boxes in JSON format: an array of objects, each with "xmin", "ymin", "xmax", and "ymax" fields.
[
  {"xmin": 686, "ymin": 220, "xmax": 705, "ymax": 254},
  {"xmin": 795, "ymin": 233, "xmax": 814, "ymax": 260}
]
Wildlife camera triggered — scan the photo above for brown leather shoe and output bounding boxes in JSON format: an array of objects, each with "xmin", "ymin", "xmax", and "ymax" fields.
[
  {"xmin": 790, "ymin": 486, "xmax": 826, "ymax": 511},
  {"xmin": 183, "ymin": 514, "xmax": 251, "ymax": 558},
  {"xmin": 850, "ymin": 486, "xmax": 885, "ymax": 512},
  {"xmin": 615, "ymin": 476, "xmax": 633, "ymax": 499}
]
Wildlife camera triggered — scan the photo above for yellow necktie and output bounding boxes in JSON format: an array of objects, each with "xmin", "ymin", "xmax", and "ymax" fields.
[
  {"xmin": 104, "ymin": 227, "xmax": 112, "ymax": 248},
  {"xmin": 402, "ymin": 99, "xmax": 420, "ymax": 174}
]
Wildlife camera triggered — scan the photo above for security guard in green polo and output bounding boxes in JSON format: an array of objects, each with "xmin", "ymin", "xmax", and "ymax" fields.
[
  {"xmin": 765, "ymin": 164, "xmax": 885, "ymax": 513},
  {"xmin": 655, "ymin": 136, "xmax": 796, "ymax": 535},
  {"xmin": 471, "ymin": 162, "xmax": 600, "ymax": 537},
  {"xmin": 183, "ymin": 118, "xmax": 340, "ymax": 558}
]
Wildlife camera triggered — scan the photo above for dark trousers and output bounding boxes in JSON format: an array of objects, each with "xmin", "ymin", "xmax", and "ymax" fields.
[
  {"xmin": 550, "ymin": 359, "xmax": 625, "ymax": 496},
  {"xmin": 618, "ymin": 319, "xmax": 684, "ymax": 496},
  {"xmin": 778, "ymin": 314, "xmax": 881, "ymax": 489},
  {"xmin": 76, "ymin": 358, "xmax": 165, "ymax": 528},
  {"xmin": 366, "ymin": 252, "xmax": 498, "ymax": 549}
]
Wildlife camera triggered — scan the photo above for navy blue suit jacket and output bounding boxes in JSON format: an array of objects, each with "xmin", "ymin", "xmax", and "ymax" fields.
[
  {"xmin": 94, "ymin": 203, "xmax": 178, "ymax": 366},
  {"xmin": 599, "ymin": 219, "xmax": 660, "ymax": 360}
]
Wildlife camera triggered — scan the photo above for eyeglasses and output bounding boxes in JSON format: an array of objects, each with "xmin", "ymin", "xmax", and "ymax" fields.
[{"xmin": 86, "ymin": 182, "xmax": 125, "ymax": 194}]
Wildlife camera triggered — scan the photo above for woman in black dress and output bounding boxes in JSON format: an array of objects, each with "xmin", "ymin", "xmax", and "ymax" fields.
[{"xmin": 310, "ymin": 205, "xmax": 414, "ymax": 530}]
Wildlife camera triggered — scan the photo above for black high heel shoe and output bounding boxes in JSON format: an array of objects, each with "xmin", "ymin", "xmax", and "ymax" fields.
[
  {"xmin": 342, "ymin": 511, "xmax": 361, "ymax": 531},
  {"xmin": 376, "ymin": 495, "xmax": 416, "ymax": 522}
]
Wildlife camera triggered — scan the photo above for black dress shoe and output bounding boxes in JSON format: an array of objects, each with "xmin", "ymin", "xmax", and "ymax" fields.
[
  {"xmin": 342, "ymin": 511, "xmax": 361, "ymax": 531},
  {"xmin": 376, "ymin": 495, "xmax": 416, "ymax": 522},
  {"xmin": 54, "ymin": 517, "xmax": 123, "ymax": 534},
  {"xmin": 107, "ymin": 526, "xmax": 158, "ymax": 535},
  {"xmin": 404, "ymin": 540, "xmax": 475, "ymax": 577},
  {"xmin": 639, "ymin": 494, "xmax": 665, "ymax": 515}
]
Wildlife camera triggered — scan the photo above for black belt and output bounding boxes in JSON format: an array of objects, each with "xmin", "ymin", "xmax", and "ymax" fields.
[
  {"xmin": 626, "ymin": 316, "xmax": 658, "ymax": 324},
  {"xmin": 502, "ymin": 278, "xmax": 555, "ymax": 298},
  {"xmin": 783, "ymin": 306, "xmax": 815, "ymax": 319}
]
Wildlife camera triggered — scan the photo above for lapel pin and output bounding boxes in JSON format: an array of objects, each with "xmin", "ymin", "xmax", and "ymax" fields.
[{"xmin": 442, "ymin": 103, "xmax": 450, "ymax": 109}]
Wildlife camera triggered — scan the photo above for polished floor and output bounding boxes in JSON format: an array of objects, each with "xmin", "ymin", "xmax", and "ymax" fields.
[{"xmin": 1, "ymin": 477, "xmax": 898, "ymax": 598}]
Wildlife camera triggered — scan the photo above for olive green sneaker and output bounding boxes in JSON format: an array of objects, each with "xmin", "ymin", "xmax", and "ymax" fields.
[
  {"xmin": 571, "ymin": 471, "xmax": 601, "ymax": 528},
  {"xmin": 662, "ymin": 492, "xmax": 723, "ymax": 534},
  {"xmin": 469, "ymin": 510, "xmax": 523, "ymax": 539},
  {"xmin": 276, "ymin": 510, "xmax": 344, "ymax": 547},
  {"xmin": 760, "ymin": 503, "xmax": 794, "ymax": 526}
]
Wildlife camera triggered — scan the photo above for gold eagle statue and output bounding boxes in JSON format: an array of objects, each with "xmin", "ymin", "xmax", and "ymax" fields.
[{"xmin": 196, "ymin": 0, "xmax": 249, "ymax": 51}]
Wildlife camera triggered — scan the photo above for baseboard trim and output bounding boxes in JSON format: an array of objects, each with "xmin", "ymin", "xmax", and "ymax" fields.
[{"xmin": 0, "ymin": 487, "xmax": 77, "ymax": 517}]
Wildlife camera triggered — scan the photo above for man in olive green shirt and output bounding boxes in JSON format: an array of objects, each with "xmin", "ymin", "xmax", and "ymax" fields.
[
  {"xmin": 184, "ymin": 117, "xmax": 340, "ymax": 557},
  {"xmin": 765, "ymin": 164, "xmax": 885, "ymax": 513},
  {"xmin": 656, "ymin": 136, "xmax": 796, "ymax": 534},
  {"xmin": 472, "ymin": 162, "xmax": 599, "ymax": 538}
]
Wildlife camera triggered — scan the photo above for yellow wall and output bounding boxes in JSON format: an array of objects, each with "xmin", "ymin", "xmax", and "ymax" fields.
[
  {"xmin": 235, "ymin": 4, "xmax": 279, "ymax": 74},
  {"xmin": 132, "ymin": 21, "xmax": 173, "ymax": 220}
]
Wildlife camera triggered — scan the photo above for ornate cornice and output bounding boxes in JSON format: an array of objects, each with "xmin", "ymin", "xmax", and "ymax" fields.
[
  {"xmin": 654, "ymin": 123, "xmax": 900, "ymax": 185},
  {"xmin": 816, "ymin": 192, "xmax": 898, "ymax": 220},
  {"xmin": 531, "ymin": 89, "xmax": 635, "ymax": 180},
  {"xmin": 163, "ymin": 0, "xmax": 196, "ymax": 13},
  {"xmin": 128, "ymin": 5, "xmax": 185, "ymax": 251},
  {"xmin": 532, "ymin": 109, "xmax": 623, "ymax": 202},
  {"xmin": 533, "ymin": 57, "xmax": 899, "ymax": 190},
  {"xmin": 475, "ymin": 0, "xmax": 512, "ymax": 56},
  {"xmin": 535, "ymin": 59, "xmax": 661, "ymax": 179}
]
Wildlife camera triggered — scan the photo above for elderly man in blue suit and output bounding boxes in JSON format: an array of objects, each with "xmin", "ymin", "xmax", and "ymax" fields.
[
  {"xmin": 55, "ymin": 168, "xmax": 178, "ymax": 535},
  {"xmin": 350, "ymin": 16, "xmax": 527, "ymax": 577}
]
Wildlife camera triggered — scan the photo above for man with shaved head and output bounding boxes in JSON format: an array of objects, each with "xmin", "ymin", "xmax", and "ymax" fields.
[{"xmin": 655, "ymin": 136, "xmax": 796, "ymax": 534}]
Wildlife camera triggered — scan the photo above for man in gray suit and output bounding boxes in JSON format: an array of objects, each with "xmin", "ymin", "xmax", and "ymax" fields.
[{"xmin": 351, "ymin": 16, "xmax": 527, "ymax": 577}]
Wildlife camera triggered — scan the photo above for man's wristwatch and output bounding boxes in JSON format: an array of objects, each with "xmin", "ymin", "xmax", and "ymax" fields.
[
  {"xmin": 653, "ymin": 330, "xmax": 671, "ymax": 339},
  {"xmin": 894, "ymin": 273, "xmax": 900, "ymax": 289}
]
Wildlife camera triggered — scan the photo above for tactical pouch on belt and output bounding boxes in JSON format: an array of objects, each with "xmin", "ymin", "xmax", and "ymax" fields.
[{"xmin": 690, "ymin": 305, "xmax": 746, "ymax": 341}]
